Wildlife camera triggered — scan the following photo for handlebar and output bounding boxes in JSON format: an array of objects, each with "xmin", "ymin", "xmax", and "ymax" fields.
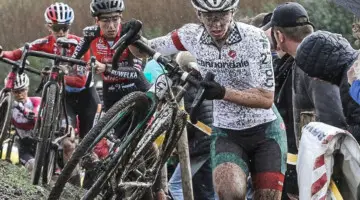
[
  {"xmin": 21, "ymin": 43, "xmax": 87, "ymax": 70},
  {"xmin": 111, "ymin": 19, "xmax": 215, "ymax": 124},
  {"xmin": 0, "ymin": 57, "xmax": 41, "ymax": 76}
]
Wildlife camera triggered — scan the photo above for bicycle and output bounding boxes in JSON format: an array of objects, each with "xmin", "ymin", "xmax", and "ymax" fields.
[
  {"xmin": 17, "ymin": 43, "xmax": 96, "ymax": 185},
  {"xmin": 0, "ymin": 56, "xmax": 41, "ymax": 162},
  {"xmin": 49, "ymin": 20, "xmax": 213, "ymax": 200}
]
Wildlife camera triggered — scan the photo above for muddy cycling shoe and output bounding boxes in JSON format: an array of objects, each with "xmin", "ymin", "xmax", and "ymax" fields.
[
  {"xmin": 25, "ymin": 158, "xmax": 35, "ymax": 173},
  {"xmin": 80, "ymin": 152, "xmax": 100, "ymax": 170}
]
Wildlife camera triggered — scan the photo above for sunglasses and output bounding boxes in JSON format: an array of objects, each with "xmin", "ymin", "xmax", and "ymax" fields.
[
  {"xmin": 50, "ymin": 24, "xmax": 70, "ymax": 32},
  {"xmin": 12, "ymin": 88, "xmax": 27, "ymax": 94}
]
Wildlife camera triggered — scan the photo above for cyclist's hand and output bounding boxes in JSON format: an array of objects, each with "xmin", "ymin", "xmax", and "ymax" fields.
[
  {"xmin": 24, "ymin": 111, "xmax": 35, "ymax": 120},
  {"xmin": 41, "ymin": 67, "xmax": 51, "ymax": 77},
  {"xmin": 200, "ymin": 80, "xmax": 226, "ymax": 100},
  {"xmin": 94, "ymin": 61, "xmax": 106, "ymax": 74},
  {"xmin": 13, "ymin": 101, "xmax": 25, "ymax": 111},
  {"xmin": 0, "ymin": 46, "xmax": 3, "ymax": 57}
]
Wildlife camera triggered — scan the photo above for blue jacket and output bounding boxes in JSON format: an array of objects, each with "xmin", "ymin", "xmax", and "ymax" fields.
[{"xmin": 350, "ymin": 80, "xmax": 360, "ymax": 105}]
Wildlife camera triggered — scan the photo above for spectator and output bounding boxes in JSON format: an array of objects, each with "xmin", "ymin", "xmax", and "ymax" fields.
[{"xmin": 295, "ymin": 30, "xmax": 360, "ymax": 141}]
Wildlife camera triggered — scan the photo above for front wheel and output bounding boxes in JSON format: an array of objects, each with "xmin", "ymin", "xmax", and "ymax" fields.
[
  {"xmin": 119, "ymin": 110, "xmax": 187, "ymax": 200},
  {"xmin": 49, "ymin": 91, "xmax": 151, "ymax": 200},
  {"xmin": 31, "ymin": 84, "xmax": 58, "ymax": 185}
]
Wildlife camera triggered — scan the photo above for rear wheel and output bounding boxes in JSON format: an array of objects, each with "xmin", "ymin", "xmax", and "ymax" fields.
[
  {"xmin": 49, "ymin": 91, "xmax": 151, "ymax": 200},
  {"xmin": 0, "ymin": 92, "xmax": 13, "ymax": 150}
]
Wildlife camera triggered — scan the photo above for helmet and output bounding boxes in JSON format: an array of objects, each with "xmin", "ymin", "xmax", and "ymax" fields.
[
  {"xmin": 191, "ymin": 0, "xmax": 239, "ymax": 12},
  {"xmin": 4, "ymin": 73, "xmax": 30, "ymax": 91},
  {"xmin": 44, "ymin": 2, "xmax": 75, "ymax": 24},
  {"xmin": 90, "ymin": 0, "xmax": 125, "ymax": 17}
]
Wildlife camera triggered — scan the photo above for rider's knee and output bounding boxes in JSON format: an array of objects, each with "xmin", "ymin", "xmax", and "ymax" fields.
[
  {"xmin": 213, "ymin": 162, "xmax": 247, "ymax": 200},
  {"xmin": 253, "ymin": 189, "xmax": 282, "ymax": 200}
]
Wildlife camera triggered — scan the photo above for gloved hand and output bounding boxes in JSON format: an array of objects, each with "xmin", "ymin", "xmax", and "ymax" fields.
[
  {"xmin": 41, "ymin": 67, "xmax": 51, "ymax": 77},
  {"xmin": 200, "ymin": 80, "xmax": 226, "ymax": 100},
  {"xmin": 24, "ymin": 111, "xmax": 35, "ymax": 120},
  {"xmin": 13, "ymin": 101, "xmax": 25, "ymax": 111},
  {"xmin": 0, "ymin": 45, "xmax": 3, "ymax": 57}
]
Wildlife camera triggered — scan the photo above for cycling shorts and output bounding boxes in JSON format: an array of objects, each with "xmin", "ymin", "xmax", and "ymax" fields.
[{"xmin": 211, "ymin": 106, "xmax": 287, "ymax": 191}]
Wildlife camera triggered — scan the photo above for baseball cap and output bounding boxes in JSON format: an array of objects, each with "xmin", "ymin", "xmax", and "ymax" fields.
[{"xmin": 262, "ymin": 2, "xmax": 314, "ymax": 31}]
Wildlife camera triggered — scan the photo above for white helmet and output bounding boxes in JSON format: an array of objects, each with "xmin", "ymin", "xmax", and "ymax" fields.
[
  {"xmin": 191, "ymin": 0, "xmax": 239, "ymax": 12},
  {"xmin": 90, "ymin": 0, "xmax": 125, "ymax": 17},
  {"xmin": 44, "ymin": 2, "xmax": 75, "ymax": 24},
  {"xmin": 4, "ymin": 73, "xmax": 30, "ymax": 91}
]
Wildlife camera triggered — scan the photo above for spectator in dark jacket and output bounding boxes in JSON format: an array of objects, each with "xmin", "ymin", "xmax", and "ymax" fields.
[
  {"xmin": 168, "ymin": 51, "xmax": 215, "ymax": 200},
  {"xmin": 264, "ymin": 3, "xmax": 347, "ymax": 199},
  {"xmin": 295, "ymin": 30, "xmax": 360, "ymax": 141}
]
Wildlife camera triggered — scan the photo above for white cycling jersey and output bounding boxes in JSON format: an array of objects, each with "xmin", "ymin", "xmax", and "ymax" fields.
[
  {"xmin": 11, "ymin": 97, "xmax": 41, "ymax": 137},
  {"xmin": 149, "ymin": 22, "xmax": 276, "ymax": 130}
]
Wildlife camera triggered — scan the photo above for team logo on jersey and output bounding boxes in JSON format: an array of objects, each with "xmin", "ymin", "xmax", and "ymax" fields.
[
  {"xmin": 228, "ymin": 50, "xmax": 236, "ymax": 59},
  {"xmin": 96, "ymin": 42, "xmax": 107, "ymax": 50}
]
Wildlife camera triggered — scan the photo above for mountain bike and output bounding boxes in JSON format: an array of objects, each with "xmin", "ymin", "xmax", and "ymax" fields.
[
  {"xmin": 49, "ymin": 20, "xmax": 213, "ymax": 200},
  {"xmin": 18, "ymin": 43, "xmax": 96, "ymax": 185},
  {"xmin": 0, "ymin": 55, "xmax": 41, "ymax": 161}
]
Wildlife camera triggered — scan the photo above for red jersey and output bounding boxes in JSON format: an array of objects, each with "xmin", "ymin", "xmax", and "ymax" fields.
[{"xmin": 3, "ymin": 34, "xmax": 90, "ymax": 89}]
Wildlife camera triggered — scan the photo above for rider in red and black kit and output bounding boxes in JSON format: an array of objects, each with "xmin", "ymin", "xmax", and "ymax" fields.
[
  {"xmin": 71, "ymin": 0, "xmax": 150, "ymax": 188},
  {"xmin": 71, "ymin": 0, "xmax": 150, "ymax": 113},
  {"xmin": 0, "ymin": 3, "xmax": 100, "ymax": 141}
]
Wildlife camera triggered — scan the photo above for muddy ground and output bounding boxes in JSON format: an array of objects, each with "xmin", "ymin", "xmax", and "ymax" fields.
[{"xmin": 0, "ymin": 160, "xmax": 85, "ymax": 200}]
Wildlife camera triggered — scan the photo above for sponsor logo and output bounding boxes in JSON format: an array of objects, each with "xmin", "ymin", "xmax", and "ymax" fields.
[
  {"xmin": 96, "ymin": 42, "xmax": 108, "ymax": 50},
  {"xmin": 304, "ymin": 125, "xmax": 326, "ymax": 141},
  {"xmin": 198, "ymin": 59, "xmax": 249, "ymax": 69},
  {"xmin": 228, "ymin": 50, "xmax": 237, "ymax": 59}
]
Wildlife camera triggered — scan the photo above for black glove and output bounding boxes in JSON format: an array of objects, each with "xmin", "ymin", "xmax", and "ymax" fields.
[
  {"xmin": 24, "ymin": 111, "xmax": 35, "ymax": 120},
  {"xmin": 200, "ymin": 80, "xmax": 226, "ymax": 100}
]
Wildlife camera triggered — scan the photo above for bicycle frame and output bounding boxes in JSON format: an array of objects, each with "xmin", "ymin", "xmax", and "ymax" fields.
[{"xmin": 19, "ymin": 43, "xmax": 93, "ymax": 185}]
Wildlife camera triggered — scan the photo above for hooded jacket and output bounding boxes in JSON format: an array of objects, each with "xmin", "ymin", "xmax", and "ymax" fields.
[{"xmin": 295, "ymin": 30, "xmax": 360, "ymax": 141}]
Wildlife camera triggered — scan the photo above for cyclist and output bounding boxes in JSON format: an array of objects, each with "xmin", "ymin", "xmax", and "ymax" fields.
[
  {"xmin": 4, "ymin": 73, "xmax": 40, "ymax": 172},
  {"xmin": 72, "ymin": 0, "xmax": 150, "ymax": 113},
  {"xmin": 71, "ymin": 0, "xmax": 151, "ymax": 190},
  {"xmin": 132, "ymin": 0, "xmax": 288, "ymax": 199},
  {"xmin": 0, "ymin": 3, "xmax": 100, "ymax": 162}
]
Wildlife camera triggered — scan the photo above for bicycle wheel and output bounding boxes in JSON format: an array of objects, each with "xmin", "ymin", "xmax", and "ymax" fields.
[
  {"xmin": 43, "ymin": 145, "xmax": 57, "ymax": 184},
  {"xmin": 0, "ymin": 92, "xmax": 13, "ymax": 149},
  {"xmin": 85, "ymin": 104, "xmax": 185, "ymax": 200},
  {"xmin": 115, "ymin": 108, "xmax": 187, "ymax": 200},
  {"xmin": 32, "ymin": 84, "xmax": 58, "ymax": 185},
  {"xmin": 42, "ymin": 97, "xmax": 61, "ymax": 185},
  {"xmin": 49, "ymin": 91, "xmax": 151, "ymax": 200}
]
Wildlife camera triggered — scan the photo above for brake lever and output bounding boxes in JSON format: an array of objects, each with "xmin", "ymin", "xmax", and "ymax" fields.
[
  {"xmin": 19, "ymin": 43, "xmax": 30, "ymax": 74},
  {"xmin": 90, "ymin": 56, "xmax": 96, "ymax": 85},
  {"xmin": 189, "ymin": 72, "xmax": 215, "ymax": 124}
]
